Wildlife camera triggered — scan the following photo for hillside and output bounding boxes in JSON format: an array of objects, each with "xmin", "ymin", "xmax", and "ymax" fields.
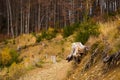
[
  {"xmin": 0, "ymin": 19, "xmax": 120, "ymax": 80},
  {"xmin": 66, "ymin": 20, "xmax": 120, "ymax": 80},
  {"xmin": 0, "ymin": 33, "xmax": 74, "ymax": 80}
]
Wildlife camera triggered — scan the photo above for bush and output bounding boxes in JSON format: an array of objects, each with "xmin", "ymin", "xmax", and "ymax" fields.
[
  {"xmin": 41, "ymin": 28, "xmax": 57, "ymax": 40},
  {"xmin": 0, "ymin": 48, "xmax": 19, "ymax": 67},
  {"xmin": 3, "ymin": 40, "xmax": 8, "ymax": 44},
  {"xmin": 33, "ymin": 28, "xmax": 58, "ymax": 42},
  {"xmin": 9, "ymin": 49, "xmax": 19, "ymax": 63},
  {"xmin": 47, "ymin": 31, "xmax": 56, "ymax": 40},
  {"xmin": 41, "ymin": 31, "xmax": 49, "ymax": 39},
  {"xmin": 13, "ymin": 39, "xmax": 16, "ymax": 44},
  {"xmin": 35, "ymin": 32, "xmax": 47, "ymax": 43},
  {"xmin": 75, "ymin": 21, "xmax": 100, "ymax": 44},
  {"xmin": 8, "ymin": 62, "xmax": 26, "ymax": 80},
  {"xmin": 31, "ymin": 32, "xmax": 36, "ymax": 37},
  {"xmin": 63, "ymin": 23, "xmax": 80, "ymax": 37},
  {"xmin": 36, "ymin": 35, "xmax": 42, "ymax": 43},
  {"xmin": 63, "ymin": 26, "xmax": 73, "ymax": 37},
  {"xmin": 0, "ymin": 48, "xmax": 12, "ymax": 67}
]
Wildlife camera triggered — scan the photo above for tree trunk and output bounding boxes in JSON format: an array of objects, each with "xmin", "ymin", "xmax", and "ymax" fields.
[
  {"xmin": 27, "ymin": 0, "xmax": 30, "ymax": 34},
  {"xmin": 6, "ymin": 0, "xmax": 10, "ymax": 36},
  {"xmin": 38, "ymin": 0, "xmax": 41, "ymax": 32},
  {"xmin": 7, "ymin": 0, "xmax": 14, "ymax": 38},
  {"xmin": 20, "ymin": 0, "xmax": 23, "ymax": 34}
]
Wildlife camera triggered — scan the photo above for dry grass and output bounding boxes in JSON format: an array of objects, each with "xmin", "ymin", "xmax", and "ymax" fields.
[
  {"xmin": 99, "ymin": 20, "xmax": 120, "ymax": 54},
  {"xmin": 66, "ymin": 19, "xmax": 120, "ymax": 80},
  {"xmin": 15, "ymin": 34, "xmax": 36, "ymax": 47}
]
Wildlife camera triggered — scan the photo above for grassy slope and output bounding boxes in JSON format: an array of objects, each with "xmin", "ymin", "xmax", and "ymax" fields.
[
  {"xmin": 0, "ymin": 33, "xmax": 75, "ymax": 80},
  {"xmin": 66, "ymin": 20, "xmax": 120, "ymax": 80}
]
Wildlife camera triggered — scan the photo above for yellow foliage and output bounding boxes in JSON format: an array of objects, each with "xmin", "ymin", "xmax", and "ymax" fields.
[
  {"xmin": 0, "ymin": 47, "xmax": 11, "ymax": 66},
  {"xmin": 48, "ymin": 27, "xmax": 54, "ymax": 32},
  {"xmin": 8, "ymin": 62, "xmax": 26, "ymax": 79}
]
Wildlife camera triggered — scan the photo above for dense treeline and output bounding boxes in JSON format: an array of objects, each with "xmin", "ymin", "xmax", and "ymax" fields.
[{"xmin": 0, "ymin": 0, "xmax": 120, "ymax": 39}]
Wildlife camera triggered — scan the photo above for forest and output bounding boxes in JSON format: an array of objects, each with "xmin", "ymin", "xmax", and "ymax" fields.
[
  {"xmin": 0, "ymin": 0, "xmax": 120, "ymax": 80},
  {"xmin": 0, "ymin": 0, "xmax": 120, "ymax": 40}
]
